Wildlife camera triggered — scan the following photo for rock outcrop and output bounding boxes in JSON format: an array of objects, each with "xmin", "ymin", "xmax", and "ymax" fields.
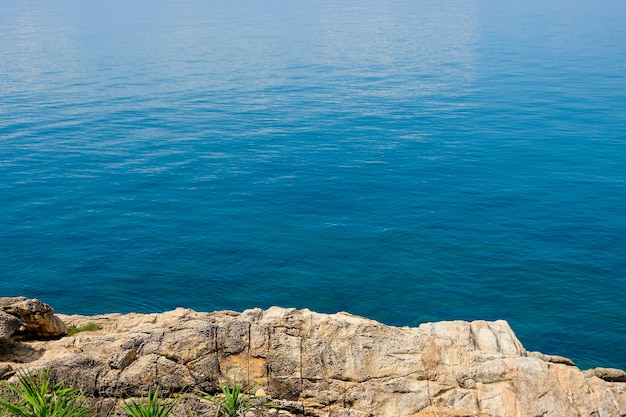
[
  {"xmin": 0, "ymin": 297, "xmax": 67, "ymax": 339},
  {"xmin": 0, "ymin": 300, "xmax": 625, "ymax": 417},
  {"xmin": 0, "ymin": 311, "xmax": 23, "ymax": 340}
]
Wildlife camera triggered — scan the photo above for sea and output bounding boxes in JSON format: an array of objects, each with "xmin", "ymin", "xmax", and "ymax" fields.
[{"xmin": 1, "ymin": 0, "xmax": 625, "ymax": 371}]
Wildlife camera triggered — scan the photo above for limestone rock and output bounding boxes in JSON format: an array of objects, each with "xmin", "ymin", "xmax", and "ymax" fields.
[
  {"xmin": 0, "ymin": 311, "xmax": 23, "ymax": 340},
  {"xmin": 405, "ymin": 406, "xmax": 490, "ymax": 416},
  {"xmin": 0, "ymin": 297, "xmax": 67, "ymax": 338},
  {"xmin": 527, "ymin": 351, "xmax": 576, "ymax": 366},
  {"xmin": 0, "ymin": 302, "xmax": 624, "ymax": 417},
  {"xmin": 584, "ymin": 367, "xmax": 626, "ymax": 382}
]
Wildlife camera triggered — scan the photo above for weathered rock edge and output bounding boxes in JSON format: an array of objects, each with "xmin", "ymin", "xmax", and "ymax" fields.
[
  {"xmin": 1, "ymin": 302, "xmax": 625, "ymax": 417},
  {"xmin": 0, "ymin": 296, "xmax": 67, "ymax": 339}
]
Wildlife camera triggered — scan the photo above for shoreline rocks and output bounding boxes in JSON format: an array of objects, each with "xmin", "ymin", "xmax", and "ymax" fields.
[
  {"xmin": 1, "ymin": 298, "xmax": 625, "ymax": 417},
  {"xmin": 0, "ymin": 296, "xmax": 67, "ymax": 339}
]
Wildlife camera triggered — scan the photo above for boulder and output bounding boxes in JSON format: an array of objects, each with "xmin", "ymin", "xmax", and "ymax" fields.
[
  {"xmin": 584, "ymin": 367, "xmax": 626, "ymax": 382},
  {"xmin": 0, "ymin": 311, "xmax": 23, "ymax": 340},
  {"xmin": 0, "ymin": 303, "xmax": 624, "ymax": 417},
  {"xmin": 0, "ymin": 297, "xmax": 67, "ymax": 338}
]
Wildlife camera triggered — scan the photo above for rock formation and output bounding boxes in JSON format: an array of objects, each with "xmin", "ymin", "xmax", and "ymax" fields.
[
  {"xmin": 0, "ymin": 297, "xmax": 67, "ymax": 339},
  {"xmin": 0, "ymin": 298, "xmax": 625, "ymax": 417},
  {"xmin": 0, "ymin": 311, "xmax": 23, "ymax": 341}
]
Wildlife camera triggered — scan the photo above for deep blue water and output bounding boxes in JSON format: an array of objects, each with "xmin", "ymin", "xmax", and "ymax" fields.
[{"xmin": 2, "ymin": 0, "xmax": 626, "ymax": 370}]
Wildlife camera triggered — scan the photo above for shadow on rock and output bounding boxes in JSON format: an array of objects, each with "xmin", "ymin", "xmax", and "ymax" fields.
[{"xmin": 0, "ymin": 340, "xmax": 45, "ymax": 373}]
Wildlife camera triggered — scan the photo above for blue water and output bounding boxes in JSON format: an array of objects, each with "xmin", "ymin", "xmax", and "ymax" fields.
[{"xmin": 2, "ymin": 0, "xmax": 626, "ymax": 370}]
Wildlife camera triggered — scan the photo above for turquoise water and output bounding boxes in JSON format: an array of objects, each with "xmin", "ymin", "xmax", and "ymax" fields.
[{"xmin": 1, "ymin": 0, "xmax": 626, "ymax": 370}]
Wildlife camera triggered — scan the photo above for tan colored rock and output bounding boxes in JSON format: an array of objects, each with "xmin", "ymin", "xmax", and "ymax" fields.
[
  {"xmin": 0, "ymin": 303, "xmax": 624, "ymax": 417},
  {"xmin": 527, "ymin": 351, "xmax": 576, "ymax": 366},
  {"xmin": 405, "ymin": 406, "xmax": 490, "ymax": 416},
  {"xmin": 584, "ymin": 367, "xmax": 626, "ymax": 382},
  {"xmin": 0, "ymin": 311, "xmax": 23, "ymax": 340},
  {"xmin": 0, "ymin": 297, "xmax": 67, "ymax": 338}
]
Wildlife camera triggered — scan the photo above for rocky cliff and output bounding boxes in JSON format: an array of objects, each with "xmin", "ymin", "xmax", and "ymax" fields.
[{"xmin": 1, "ymin": 297, "xmax": 625, "ymax": 417}]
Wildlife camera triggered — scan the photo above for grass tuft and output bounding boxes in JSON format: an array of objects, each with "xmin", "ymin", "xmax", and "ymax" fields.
[
  {"xmin": 67, "ymin": 323, "xmax": 100, "ymax": 336},
  {"xmin": 205, "ymin": 377, "xmax": 277, "ymax": 417},
  {"xmin": 122, "ymin": 389, "xmax": 180, "ymax": 417}
]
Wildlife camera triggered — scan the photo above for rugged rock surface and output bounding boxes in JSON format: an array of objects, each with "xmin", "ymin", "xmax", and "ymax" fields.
[
  {"xmin": 0, "ymin": 311, "xmax": 23, "ymax": 340},
  {"xmin": 584, "ymin": 367, "xmax": 626, "ymax": 383},
  {"xmin": 0, "ymin": 297, "xmax": 67, "ymax": 338},
  {"xmin": 0, "ymin": 301, "xmax": 625, "ymax": 417}
]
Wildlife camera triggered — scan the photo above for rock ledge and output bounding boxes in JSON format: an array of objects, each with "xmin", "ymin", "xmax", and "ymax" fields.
[{"xmin": 1, "ymin": 299, "xmax": 625, "ymax": 417}]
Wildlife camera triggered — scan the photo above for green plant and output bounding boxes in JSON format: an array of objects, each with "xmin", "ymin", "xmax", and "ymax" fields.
[
  {"xmin": 122, "ymin": 389, "xmax": 180, "ymax": 417},
  {"xmin": 67, "ymin": 323, "xmax": 100, "ymax": 336},
  {"xmin": 0, "ymin": 369, "xmax": 88, "ymax": 417},
  {"xmin": 205, "ymin": 378, "xmax": 276, "ymax": 417}
]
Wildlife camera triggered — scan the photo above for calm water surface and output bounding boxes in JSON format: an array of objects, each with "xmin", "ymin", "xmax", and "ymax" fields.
[{"xmin": 1, "ymin": 0, "xmax": 626, "ymax": 370}]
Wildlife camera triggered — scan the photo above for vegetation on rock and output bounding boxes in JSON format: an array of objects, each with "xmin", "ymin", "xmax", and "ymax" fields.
[
  {"xmin": 0, "ymin": 369, "xmax": 89, "ymax": 417},
  {"xmin": 0, "ymin": 370, "xmax": 276, "ymax": 417},
  {"xmin": 121, "ymin": 389, "xmax": 180, "ymax": 417},
  {"xmin": 66, "ymin": 323, "xmax": 100, "ymax": 337},
  {"xmin": 204, "ymin": 378, "xmax": 276, "ymax": 417}
]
